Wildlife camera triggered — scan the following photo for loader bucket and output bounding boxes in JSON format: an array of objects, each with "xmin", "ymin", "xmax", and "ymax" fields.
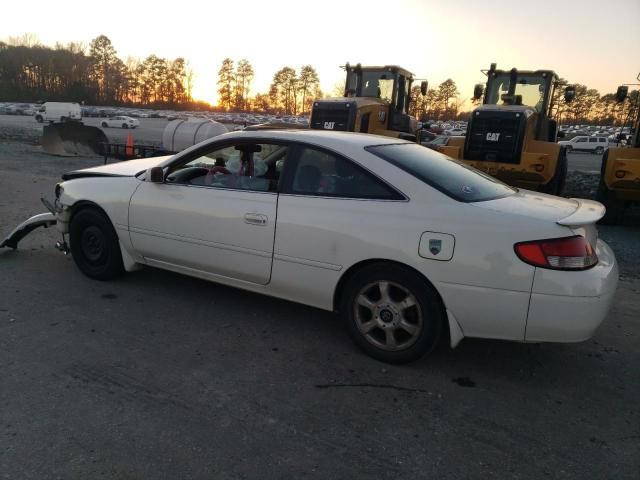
[{"xmin": 42, "ymin": 122, "xmax": 108, "ymax": 157}]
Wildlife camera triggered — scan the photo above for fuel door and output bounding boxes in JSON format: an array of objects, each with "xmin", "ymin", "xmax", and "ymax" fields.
[{"xmin": 419, "ymin": 232, "xmax": 455, "ymax": 261}]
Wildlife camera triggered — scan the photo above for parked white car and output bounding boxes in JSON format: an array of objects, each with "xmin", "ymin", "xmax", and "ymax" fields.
[
  {"xmin": 559, "ymin": 136, "xmax": 608, "ymax": 154},
  {"xmin": 1, "ymin": 131, "xmax": 618, "ymax": 363},
  {"xmin": 445, "ymin": 128, "xmax": 466, "ymax": 136},
  {"xmin": 101, "ymin": 116, "xmax": 140, "ymax": 129}
]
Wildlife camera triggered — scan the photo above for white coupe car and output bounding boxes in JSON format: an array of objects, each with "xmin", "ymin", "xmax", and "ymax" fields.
[
  {"xmin": 1, "ymin": 130, "xmax": 618, "ymax": 363},
  {"xmin": 101, "ymin": 116, "xmax": 140, "ymax": 129}
]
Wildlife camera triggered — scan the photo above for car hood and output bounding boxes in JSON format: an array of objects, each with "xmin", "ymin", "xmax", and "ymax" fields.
[
  {"xmin": 62, "ymin": 155, "xmax": 172, "ymax": 180},
  {"xmin": 472, "ymin": 189, "xmax": 581, "ymax": 222}
]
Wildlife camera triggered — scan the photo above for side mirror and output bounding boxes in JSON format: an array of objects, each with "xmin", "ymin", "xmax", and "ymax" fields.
[
  {"xmin": 615, "ymin": 85, "xmax": 628, "ymax": 103},
  {"xmin": 564, "ymin": 85, "xmax": 576, "ymax": 103},
  {"xmin": 473, "ymin": 83, "xmax": 484, "ymax": 100},
  {"xmin": 147, "ymin": 167, "xmax": 164, "ymax": 183},
  {"xmin": 420, "ymin": 81, "xmax": 428, "ymax": 96}
]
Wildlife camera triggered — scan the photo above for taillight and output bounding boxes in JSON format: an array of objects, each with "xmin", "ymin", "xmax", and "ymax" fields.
[{"xmin": 514, "ymin": 236, "xmax": 598, "ymax": 270}]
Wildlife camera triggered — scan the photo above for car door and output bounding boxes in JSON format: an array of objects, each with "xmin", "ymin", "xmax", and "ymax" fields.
[
  {"xmin": 128, "ymin": 140, "xmax": 289, "ymax": 285},
  {"xmin": 574, "ymin": 136, "xmax": 588, "ymax": 151},
  {"xmin": 272, "ymin": 144, "xmax": 407, "ymax": 301}
]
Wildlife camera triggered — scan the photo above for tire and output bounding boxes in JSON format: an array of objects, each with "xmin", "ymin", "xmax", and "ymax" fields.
[
  {"xmin": 566, "ymin": 145, "xmax": 573, "ymax": 153},
  {"xmin": 35, "ymin": 115, "xmax": 43, "ymax": 123},
  {"xmin": 101, "ymin": 122, "xmax": 108, "ymax": 128},
  {"xmin": 122, "ymin": 123, "xmax": 128, "ymax": 129},
  {"xmin": 595, "ymin": 146, "xmax": 604, "ymax": 155},
  {"xmin": 70, "ymin": 207, "xmax": 124, "ymax": 280},
  {"xmin": 539, "ymin": 148, "xmax": 567, "ymax": 196},
  {"xmin": 340, "ymin": 263, "xmax": 444, "ymax": 364},
  {"xmin": 596, "ymin": 151, "xmax": 624, "ymax": 225}
]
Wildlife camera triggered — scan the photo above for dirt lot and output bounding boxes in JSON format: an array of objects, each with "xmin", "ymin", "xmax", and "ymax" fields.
[{"xmin": 0, "ymin": 117, "xmax": 639, "ymax": 479}]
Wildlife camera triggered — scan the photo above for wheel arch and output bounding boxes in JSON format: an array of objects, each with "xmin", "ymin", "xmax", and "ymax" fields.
[{"xmin": 332, "ymin": 258, "xmax": 457, "ymax": 347}]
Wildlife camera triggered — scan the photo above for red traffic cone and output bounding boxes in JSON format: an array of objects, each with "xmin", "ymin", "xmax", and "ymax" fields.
[{"xmin": 125, "ymin": 132, "xmax": 134, "ymax": 157}]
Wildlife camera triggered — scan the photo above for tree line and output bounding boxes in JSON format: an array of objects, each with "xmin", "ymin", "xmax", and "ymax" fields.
[
  {"xmin": 216, "ymin": 59, "xmax": 321, "ymax": 115},
  {"xmin": 0, "ymin": 34, "xmax": 199, "ymax": 109},
  {"xmin": 1, "ymin": 33, "xmax": 637, "ymax": 123}
]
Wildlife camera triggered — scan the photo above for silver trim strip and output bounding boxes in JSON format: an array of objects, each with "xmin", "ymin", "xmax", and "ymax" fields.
[
  {"xmin": 274, "ymin": 253, "xmax": 342, "ymax": 271},
  {"xmin": 129, "ymin": 226, "xmax": 272, "ymax": 259}
]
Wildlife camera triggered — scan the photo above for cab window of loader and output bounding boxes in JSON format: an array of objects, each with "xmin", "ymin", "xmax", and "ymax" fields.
[
  {"xmin": 361, "ymin": 72, "xmax": 395, "ymax": 103},
  {"xmin": 486, "ymin": 74, "xmax": 546, "ymax": 113}
]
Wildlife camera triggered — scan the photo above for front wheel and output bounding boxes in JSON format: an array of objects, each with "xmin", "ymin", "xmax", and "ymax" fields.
[
  {"xmin": 35, "ymin": 115, "xmax": 43, "ymax": 123},
  {"xmin": 596, "ymin": 152, "xmax": 624, "ymax": 224},
  {"xmin": 341, "ymin": 263, "xmax": 444, "ymax": 364},
  {"xmin": 595, "ymin": 146, "xmax": 604, "ymax": 155},
  {"xmin": 539, "ymin": 148, "xmax": 567, "ymax": 196},
  {"xmin": 70, "ymin": 208, "xmax": 124, "ymax": 280},
  {"xmin": 566, "ymin": 146, "xmax": 573, "ymax": 153},
  {"xmin": 101, "ymin": 122, "xmax": 108, "ymax": 128},
  {"xmin": 122, "ymin": 123, "xmax": 128, "ymax": 129}
]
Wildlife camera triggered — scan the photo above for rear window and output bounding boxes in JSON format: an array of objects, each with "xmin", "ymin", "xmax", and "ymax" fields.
[{"xmin": 365, "ymin": 143, "xmax": 516, "ymax": 202}]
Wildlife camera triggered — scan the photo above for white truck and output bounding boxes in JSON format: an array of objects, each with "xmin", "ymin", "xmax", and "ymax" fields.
[
  {"xmin": 558, "ymin": 135, "xmax": 609, "ymax": 154},
  {"xmin": 35, "ymin": 102, "xmax": 82, "ymax": 123}
]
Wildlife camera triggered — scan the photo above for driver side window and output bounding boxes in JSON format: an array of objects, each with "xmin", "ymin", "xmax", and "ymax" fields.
[{"xmin": 166, "ymin": 142, "xmax": 288, "ymax": 192}]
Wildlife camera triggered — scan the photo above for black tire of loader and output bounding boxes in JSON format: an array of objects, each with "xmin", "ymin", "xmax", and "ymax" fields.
[
  {"xmin": 539, "ymin": 147, "xmax": 568, "ymax": 196},
  {"xmin": 596, "ymin": 151, "xmax": 624, "ymax": 225}
]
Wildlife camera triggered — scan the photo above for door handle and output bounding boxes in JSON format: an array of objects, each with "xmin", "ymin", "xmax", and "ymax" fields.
[{"xmin": 244, "ymin": 213, "xmax": 268, "ymax": 226}]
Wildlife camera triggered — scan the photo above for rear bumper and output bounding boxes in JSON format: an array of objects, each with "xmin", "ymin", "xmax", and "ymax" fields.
[{"xmin": 525, "ymin": 239, "xmax": 618, "ymax": 342}]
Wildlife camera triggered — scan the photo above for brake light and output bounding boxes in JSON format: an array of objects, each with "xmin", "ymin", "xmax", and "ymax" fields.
[{"xmin": 514, "ymin": 236, "xmax": 598, "ymax": 270}]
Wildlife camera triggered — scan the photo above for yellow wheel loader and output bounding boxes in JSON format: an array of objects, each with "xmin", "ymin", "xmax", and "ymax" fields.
[
  {"xmin": 309, "ymin": 63, "xmax": 427, "ymax": 141},
  {"xmin": 597, "ymin": 74, "xmax": 640, "ymax": 224},
  {"xmin": 439, "ymin": 64, "xmax": 576, "ymax": 195}
]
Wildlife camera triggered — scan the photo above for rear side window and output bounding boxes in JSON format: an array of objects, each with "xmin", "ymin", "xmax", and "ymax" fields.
[
  {"xmin": 366, "ymin": 143, "xmax": 515, "ymax": 203},
  {"xmin": 589, "ymin": 138, "xmax": 597, "ymax": 143},
  {"xmin": 290, "ymin": 147, "xmax": 402, "ymax": 199}
]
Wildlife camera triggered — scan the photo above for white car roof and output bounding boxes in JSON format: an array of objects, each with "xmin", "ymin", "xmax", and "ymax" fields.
[{"xmin": 211, "ymin": 129, "xmax": 410, "ymax": 149}]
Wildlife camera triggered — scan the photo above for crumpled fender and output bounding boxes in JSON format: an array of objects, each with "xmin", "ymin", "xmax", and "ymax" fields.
[{"xmin": 0, "ymin": 212, "xmax": 56, "ymax": 249}]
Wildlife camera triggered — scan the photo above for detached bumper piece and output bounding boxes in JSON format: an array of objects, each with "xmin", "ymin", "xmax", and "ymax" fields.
[{"xmin": 0, "ymin": 213, "xmax": 56, "ymax": 249}]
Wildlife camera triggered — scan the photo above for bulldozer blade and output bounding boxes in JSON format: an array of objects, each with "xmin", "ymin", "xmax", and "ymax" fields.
[{"xmin": 42, "ymin": 122, "xmax": 108, "ymax": 157}]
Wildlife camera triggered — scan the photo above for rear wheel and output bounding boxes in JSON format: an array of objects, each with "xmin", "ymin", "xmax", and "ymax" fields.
[
  {"xmin": 596, "ymin": 151, "xmax": 624, "ymax": 224},
  {"xmin": 340, "ymin": 263, "xmax": 444, "ymax": 364},
  {"xmin": 122, "ymin": 123, "xmax": 128, "ymax": 129},
  {"xmin": 101, "ymin": 121, "xmax": 108, "ymax": 128},
  {"xmin": 70, "ymin": 207, "xmax": 124, "ymax": 280},
  {"xmin": 595, "ymin": 146, "xmax": 604, "ymax": 155},
  {"xmin": 566, "ymin": 145, "xmax": 573, "ymax": 153},
  {"xmin": 35, "ymin": 115, "xmax": 43, "ymax": 123}
]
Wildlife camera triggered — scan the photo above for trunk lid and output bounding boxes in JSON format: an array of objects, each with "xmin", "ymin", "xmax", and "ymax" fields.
[{"xmin": 472, "ymin": 189, "xmax": 604, "ymax": 245}]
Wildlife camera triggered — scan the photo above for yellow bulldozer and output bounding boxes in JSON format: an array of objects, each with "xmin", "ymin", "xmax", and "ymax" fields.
[
  {"xmin": 439, "ymin": 64, "xmax": 576, "ymax": 195},
  {"xmin": 309, "ymin": 63, "xmax": 427, "ymax": 141},
  {"xmin": 596, "ymin": 73, "xmax": 640, "ymax": 224}
]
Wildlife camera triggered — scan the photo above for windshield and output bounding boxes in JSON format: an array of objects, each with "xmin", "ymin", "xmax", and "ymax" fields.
[
  {"xmin": 486, "ymin": 74, "xmax": 547, "ymax": 113},
  {"xmin": 366, "ymin": 143, "xmax": 516, "ymax": 203},
  {"xmin": 359, "ymin": 71, "xmax": 395, "ymax": 102}
]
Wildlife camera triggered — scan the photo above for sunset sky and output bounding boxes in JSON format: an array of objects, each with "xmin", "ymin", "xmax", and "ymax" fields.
[{"xmin": 3, "ymin": 0, "xmax": 639, "ymax": 106}]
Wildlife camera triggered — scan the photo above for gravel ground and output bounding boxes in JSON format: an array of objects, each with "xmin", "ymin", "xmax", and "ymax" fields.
[{"xmin": 0, "ymin": 116, "xmax": 639, "ymax": 479}]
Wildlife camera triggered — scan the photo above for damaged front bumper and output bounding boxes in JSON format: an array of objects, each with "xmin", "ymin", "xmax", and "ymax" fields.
[
  {"xmin": 0, "ymin": 212, "xmax": 57, "ymax": 249},
  {"xmin": 1, "ymin": 195, "xmax": 71, "ymax": 250}
]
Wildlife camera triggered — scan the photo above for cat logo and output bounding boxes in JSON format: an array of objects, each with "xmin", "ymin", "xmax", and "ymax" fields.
[
  {"xmin": 486, "ymin": 132, "xmax": 501, "ymax": 142},
  {"xmin": 323, "ymin": 121, "xmax": 335, "ymax": 130}
]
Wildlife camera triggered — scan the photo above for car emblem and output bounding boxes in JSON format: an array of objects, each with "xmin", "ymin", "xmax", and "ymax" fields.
[
  {"xmin": 461, "ymin": 185, "xmax": 473, "ymax": 194},
  {"xmin": 429, "ymin": 239, "xmax": 442, "ymax": 255}
]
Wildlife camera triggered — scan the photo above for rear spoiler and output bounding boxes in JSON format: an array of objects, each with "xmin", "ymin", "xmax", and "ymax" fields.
[{"xmin": 557, "ymin": 199, "xmax": 605, "ymax": 227}]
